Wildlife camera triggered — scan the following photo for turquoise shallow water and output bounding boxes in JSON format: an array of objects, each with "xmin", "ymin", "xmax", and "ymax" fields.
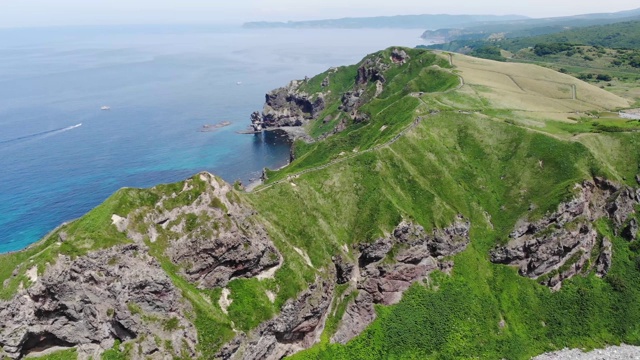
[{"xmin": 0, "ymin": 25, "xmax": 425, "ymax": 253}]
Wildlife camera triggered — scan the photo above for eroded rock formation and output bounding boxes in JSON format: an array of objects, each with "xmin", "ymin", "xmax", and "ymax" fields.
[
  {"xmin": 122, "ymin": 172, "xmax": 281, "ymax": 289},
  {"xmin": 332, "ymin": 216, "xmax": 471, "ymax": 344},
  {"xmin": 250, "ymin": 81, "xmax": 325, "ymax": 131},
  {"xmin": 0, "ymin": 245, "xmax": 197, "ymax": 360},
  {"xmin": 217, "ymin": 278, "xmax": 334, "ymax": 360},
  {"xmin": 490, "ymin": 178, "xmax": 639, "ymax": 289}
]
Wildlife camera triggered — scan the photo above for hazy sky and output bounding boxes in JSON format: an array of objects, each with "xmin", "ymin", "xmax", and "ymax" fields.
[{"xmin": 1, "ymin": 0, "xmax": 638, "ymax": 28}]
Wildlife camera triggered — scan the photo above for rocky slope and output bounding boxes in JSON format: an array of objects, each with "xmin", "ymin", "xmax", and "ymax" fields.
[
  {"xmin": 119, "ymin": 173, "xmax": 281, "ymax": 289},
  {"xmin": 491, "ymin": 177, "xmax": 639, "ymax": 290},
  {"xmin": 250, "ymin": 80, "xmax": 326, "ymax": 131},
  {"xmin": 250, "ymin": 48, "xmax": 411, "ymax": 135},
  {"xmin": 0, "ymin": 244, "xmax": 197, "ymax": 360},
  {"xmin": 217, "ymin": 278, "xmax": 334, "ymax": 360},
  {"xmin": 332, "ymin": 216, "xmax": 470, "ymax": 344}
]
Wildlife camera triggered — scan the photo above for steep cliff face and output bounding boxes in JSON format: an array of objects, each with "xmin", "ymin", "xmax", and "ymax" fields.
[
  {"xmin": 250, "ymin": 48, "xmax": 413, "ymax": 134},
  {"xmin": 217, "ymin": 278, "xmax": 334, "ymax": 360},
  {"xmin": 0, "ymin": 173, "xmax": 283, "ymax": 360},
  {"xmin": 119, "ymin": 172, "xmax": 281, "ymax": 289},
  {"xmin": 0, "ymin": 244, "xmax": 197, "ymax": 360},
  {"xmin": 491, "ymin": 178, "xmax": 639, "ymax": 290},
  {"xmin": 250, "ymin": 80, "xmax": 326, "ymax": 131},
  {"xmin": 332, "ymin": 217, "xmax": 470, "ymax": 344}
]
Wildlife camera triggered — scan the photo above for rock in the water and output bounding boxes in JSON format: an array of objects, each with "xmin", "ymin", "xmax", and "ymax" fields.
[
  {"xmin": 0, "ymin": 244, "xmax": 197, "ymax": 360},
  {"xmin": 490, "ymin": 179, "xmax": 638, "ymax": 288}
]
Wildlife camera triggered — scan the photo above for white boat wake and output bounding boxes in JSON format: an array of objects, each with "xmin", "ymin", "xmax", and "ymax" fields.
[{"xmin": 0, "ymin": 123, "xmax": 83, "ymax": 146}]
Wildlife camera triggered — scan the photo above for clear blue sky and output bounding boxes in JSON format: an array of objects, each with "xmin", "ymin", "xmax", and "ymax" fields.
[{"xmin": 1, "ymin": 0, "xmax": 638, "ymax": 28}]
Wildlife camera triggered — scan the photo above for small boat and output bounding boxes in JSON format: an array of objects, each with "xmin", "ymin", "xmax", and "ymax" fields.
[
  {"xmin": 101, "ymin": 106, "xmax": 111, "ymax": 111},
  {"xmin": 236, "ymin": 81, "xmax": 242, "ymax": 86}
]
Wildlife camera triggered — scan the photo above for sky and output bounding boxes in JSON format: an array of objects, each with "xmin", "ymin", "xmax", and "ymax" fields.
[{"xmin": 0, "ymin": 0, "xmax": 638, "ymax": 28}]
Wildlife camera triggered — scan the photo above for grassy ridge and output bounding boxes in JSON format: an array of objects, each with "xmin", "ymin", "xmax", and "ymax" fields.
[
  {"xmin": 2, "ymin": 49, "xmax": 639, "ymax": 359},
  {"xmin": 276, "ymin": 114, "xmax": 640, "ymax": 360}
]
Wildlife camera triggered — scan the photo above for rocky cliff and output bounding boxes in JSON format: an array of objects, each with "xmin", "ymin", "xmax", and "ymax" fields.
[
  {"xmin": 491, "ymin": 178, "xmax": 639, "ymax": 290},
  {"xmin": 250, "ymin": 48, "xmax": 411, "ymax": 134},
  {"xmin": 119, "ymin": 172, "xmax": 281, "ymax": 289},
  {"xmin": 250, "ymin": 80, "xmax": 326, "ymax": 131},
  {"xmin": 332, "ymin": 216, "xmax": 470, "ymax": 344},
  {"xmin": 0, "ymin": 173, "xmax": 282, "ymax": 360},
  {"xmin": 0, "ymin": 244, "xmax": 197, "ymax": 360},
  {"xmin": 217, "ymin": 278, "xmax": 334, "ymax": 360}
]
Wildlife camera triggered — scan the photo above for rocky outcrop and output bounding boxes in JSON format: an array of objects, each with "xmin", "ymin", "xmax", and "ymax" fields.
[
  {"xmin": 332, "ymin": 216, "xmax": 471, "ymax": 344},
  {"xmin": 121, "ymin": 172, "xmax": 281, "ymax": 289},
  {"xmin": 391, "ymin": 48, "xmax": 410, "ymax": 64},
  {"xmin": 332, "ymin": 255, "xmax": 355, "ymax": 285},
  {"xmin": 250, "ymin": 81, "xmax": 325, "ymax": 131},
  {"xmin": 356, "ymin": 57, "xmax": 388, "ymax": 86},
  {"xmin": 249, "ymin": 48, "xmax": 410, "ymax": 136},
  {"xmin": 490, "ymin": 178, "xmax": 639, "ymax": 289},
  {"xmin": 217, "ymin": 278, "xmax": 334, "ymax": 360},
  {"xmin": 0, "ymin": 244, "xmax": 197, "ymax": 360}
]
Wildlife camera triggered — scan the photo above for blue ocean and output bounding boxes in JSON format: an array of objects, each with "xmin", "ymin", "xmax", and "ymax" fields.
[{"xmin": 0, "ymin": 25, "xmax": 425, "ymax": 253}]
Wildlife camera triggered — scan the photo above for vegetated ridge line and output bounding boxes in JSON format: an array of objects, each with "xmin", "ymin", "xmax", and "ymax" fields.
[
  {"xmin": 250, "ymin": 63, "xmax": 465, "ymax": 194},
  {"xmin": 251, "ymin": 114, "xmax": 428, "ymax": 193}
]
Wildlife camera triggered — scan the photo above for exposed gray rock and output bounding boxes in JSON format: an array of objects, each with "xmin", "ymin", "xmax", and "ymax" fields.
[
  {"xmin": 332, "ymin": 217, "xmax": 470, "ymax": 344},
  {"xmin": 596, "ymin": 237, "xmax": 613, "ymax": 277},
  {"xmin": 332, "ymin": 256, "xmax": 355, "ymax": 285},
  {"xmin": 622, "ymin": 218, "xmax": 638, "ymax": 241},
  {"xmin": 218, "ymin": 278, "xmax": 334, "ymax": 360},
  {"xmin": 123, "ymin": 172, "xmax": 281, "ymax": 289},
  {"xmin": 0, "ymin": 244, "xmax": 197, "ymax": 360},
  {"xmin": 356, "ymin": 57, "xmax": 388, "ymax": 86},
  {"xmin": 491, "ymin": 178, "xmax": 639, "ymax": 288},
  {"xmin": 533, "ymin": 344, "xmax": 640, "ymax": 360},
  {"xmin": 390, "ymin": 48, "xmax": 410, "ymax": 65},
  {"xmin": 358, "ymin": 237, "xmax": 393, "ymax": 266},
  {"xmin": 340, "ymin": 89, "xmax": 365, "ymax": 114},
  {"xmin": 321, "ymin": 76, "xmax": 330, "ymax": 87},
  {"xmin": 250, "ymin": 81, "xmax": 325, "ymax": 131}
]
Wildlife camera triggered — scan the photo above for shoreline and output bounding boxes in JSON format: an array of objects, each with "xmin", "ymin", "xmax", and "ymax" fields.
[
  {"xmin": 238, "ymin": 126, "xmax": 315, "ymax": 143},
  {"xmin": 0, "ymin": 219, "xmax": 74, "ymax": 256}
]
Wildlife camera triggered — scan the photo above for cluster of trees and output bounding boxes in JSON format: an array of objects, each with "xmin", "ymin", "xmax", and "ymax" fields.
[
  {"xmin": 533, "ymin": 43, "xmax": 576, "ymax": 56},
  {"xmin": 470, "ymin": 45, "xmax": 506, "ymax": 62},
  {"xmin": 616, "ymin": 49, "xmax": 640, "ymax": 68},
  {"xmin": 577, "ymin": 73, "xmax": 612, "ymax": 82}
]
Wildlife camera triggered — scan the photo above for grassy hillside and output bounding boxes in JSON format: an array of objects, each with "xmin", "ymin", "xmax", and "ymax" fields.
[
  {"xmin": 3, "ymin": 49, "xmax": 640, "ymax": 360},
  {"xmin": 425, "ymin": 21, "xmax": 640, "ymax": 103},
  {"xmin": 422, "ymin": 11, "xmax": 640, "ymax": 43},
  {"xmin": 427, "ymin": 20, "xmax": 640, "ymax": 53}
]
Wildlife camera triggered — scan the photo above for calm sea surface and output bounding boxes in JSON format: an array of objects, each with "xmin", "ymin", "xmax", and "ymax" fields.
[{"xmin": 0, "ymin": 25, "xmax": 426, "ymax": 253}]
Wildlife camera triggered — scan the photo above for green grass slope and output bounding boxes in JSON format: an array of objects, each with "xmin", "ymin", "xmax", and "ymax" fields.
[{"xmin": 2, "ymin": 48, "xmax": 639, "ymax": 359}]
